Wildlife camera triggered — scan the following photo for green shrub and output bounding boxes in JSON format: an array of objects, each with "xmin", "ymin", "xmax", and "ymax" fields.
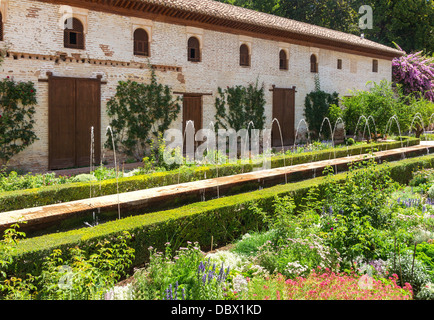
[
  {"xmin": 345, "ymin": 137, "xmax": 355, "ymax": 146},
  {"xmin": 133, "ymin": 242, "xmax": 231, "ymax": 300},
  {"xmin": 133, "ymin": 242, "xmax": 204, "ymax": 300},
  {"xmin": 1, "ymin": 229, "xmax": 135, "ymax": 300},
  {"xmin": 304, "ymin": 88, "xmax": 340, "ymax": 139},
  {"xmin": 409, "ymin": 168, "xmax": 434, "ymax": 187},
  {"xmin": 342, "ymin": 81, "xmax": 397, "ymax": 137},
  {"xmin": 232, "ymin": 230, "xmax": 277, "ymax": 257},
  {"xmin": 35, "ymin": 231, "xmax": 135, "ymax": 300},
  {"xmin": 416, "ymin": 242, "xmax": 434, "ymax": 273}
]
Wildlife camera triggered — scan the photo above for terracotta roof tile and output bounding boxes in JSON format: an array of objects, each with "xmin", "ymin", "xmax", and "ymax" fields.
[{"xmin": 138, "ymin": 0, "xmax": 403, "ymax": 57}]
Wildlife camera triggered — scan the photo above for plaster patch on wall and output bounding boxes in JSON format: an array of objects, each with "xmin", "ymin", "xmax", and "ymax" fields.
[
  {"xmin": 100, "ymin": 44, "xmax": 114, "ymax": 57},
  {"xmin": 177, "ymin": 72, "xmax": 185, "ymax": 84}
]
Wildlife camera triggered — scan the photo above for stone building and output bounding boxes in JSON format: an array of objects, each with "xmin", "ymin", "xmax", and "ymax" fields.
[{"xmin": 0, "ymin": 0, "xmax": 403, "ymax": 171}]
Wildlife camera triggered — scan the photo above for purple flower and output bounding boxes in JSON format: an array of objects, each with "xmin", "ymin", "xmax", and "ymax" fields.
[
  {"xmin": 393, "ymin": 51, "xmax": 434, "ymax": 101},
  {"xmin": 164, "ymin": 281, "xmax": 183, "ymax": 300}
]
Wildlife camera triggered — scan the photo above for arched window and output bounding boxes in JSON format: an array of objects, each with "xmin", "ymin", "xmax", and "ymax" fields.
[
  {"xmin": 372, "ymin": 59, "xmax": 378, "ymax": 73},
  {"xmin": 134, "ymin": 28, "xmax": 149, "ymax": 56},
  {"xmin": 0, "ymin": 12, "xmax": 3, "ymax": 42},
  {"xmin": 188, "ymin": 37, "xmax": 200, "ymax": 62},
  {"xmin": 240, "ymin": 44, "xmax": 250, "ymax": 66},
  {"xmin": 64, "ymin": 18, "xmax": 84, "ymax": 49},
  {"xmin": 279, "ymin": 50, "xmax": 288, "ymax": 70},
  {"xmin": 310, "ymin": 54, "xmax": 318, "ymax": 73}
]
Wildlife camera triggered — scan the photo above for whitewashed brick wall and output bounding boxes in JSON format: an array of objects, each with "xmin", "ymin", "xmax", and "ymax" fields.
[{"xmin": 1, "ymin": 0, "xmax": 393, "ymax": 171}]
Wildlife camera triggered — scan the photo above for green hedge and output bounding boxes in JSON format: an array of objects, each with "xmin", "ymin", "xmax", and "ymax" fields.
[
  {"xmin": 0, "ymin": 137, "xmax": 419, "ymax": 213},
  {"xmin": 6, "ymin": 153, "xmax": 433, "ymax": 277}
]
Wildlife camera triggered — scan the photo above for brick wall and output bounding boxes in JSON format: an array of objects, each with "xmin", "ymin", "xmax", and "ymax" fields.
[{"xmin": 0, "ymin": 0, "xmax": 393, "ymax": 171}]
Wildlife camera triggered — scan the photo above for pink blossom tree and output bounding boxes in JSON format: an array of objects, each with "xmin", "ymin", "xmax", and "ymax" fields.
[{"xmin": 392, "ymin": 48, "xmax": 434, "ymax": 102}]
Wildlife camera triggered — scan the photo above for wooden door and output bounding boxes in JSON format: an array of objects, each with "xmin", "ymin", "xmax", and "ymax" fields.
[
  {"xmin": 49, "ymin": 77, "xmax": 101, "ymax": 170},
  {"xmin": 49, "ymin": 77, "xmax": 76, "ymax": 170},
  {"xmin": 75, "ymin": 79, "xmax": 101, "ymax": 167},
  {"xmin": 183, "ymin": 95, "xmax": 203, "ymax": 150},
  {"xmin": 272, "ymin": 87, "xmax": 295, "ymax": 147}
]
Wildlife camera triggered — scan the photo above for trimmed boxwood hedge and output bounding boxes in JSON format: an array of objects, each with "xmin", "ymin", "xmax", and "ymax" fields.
[
  {"xmin": 6, "ymin": 153, "xmax": 433, "ymax": 277},
  {"xmin": 0, "ymin": 137, "xmax": 419, "ymax": 213}
]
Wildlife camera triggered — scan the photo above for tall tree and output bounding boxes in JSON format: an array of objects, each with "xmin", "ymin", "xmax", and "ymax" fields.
[
  {"xmin": 277, "ymin": 0, "xmax": 359, "ymax": 34},
  {"xmin": 351, "ymin": 0, "xmax": 434, "ymax": 54},
  {"xmin": 217, "ymin": 0, "xmax": 359, "ymax": 33},
  {"xmin": 218, "ymin": 0, "xmax": 434, "ymax": 54}
]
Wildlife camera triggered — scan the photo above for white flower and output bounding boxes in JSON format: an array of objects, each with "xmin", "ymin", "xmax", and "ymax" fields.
[
  {"xmin": 206, "ymin": 250, "xmax": 248, "ymax": 272},
  {"xmin": 105, "ymin": 283, "xmax": 134, "ymax": 300},
  {"xmin": 249, "ymin": 264, "xmax": 270, "ymax": 277},
  {"xmin": 285, "ymin": 261, "xmax": 309, "ymax": 276},
  {"xmin": 232, "ymin": 274, "xmax": 248, "ymax": 293}
]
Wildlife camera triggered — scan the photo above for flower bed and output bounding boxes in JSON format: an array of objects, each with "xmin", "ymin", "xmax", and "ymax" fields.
[{"xmin": 112, "ymin": 159, "xmax": 432, "ymax": 301}]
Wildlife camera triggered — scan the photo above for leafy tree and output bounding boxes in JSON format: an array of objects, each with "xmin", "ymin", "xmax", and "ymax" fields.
[
  {"xmin": 277, "ymin": 0, "xmax": 359, "ymax": 34},
  {"xmin": 105, "ymin": 67, "xmax": 181, "ymax": 161},
  {"xmin": 218, "ymin": 0, "xmax": 434, "ymax": 54},
  {"xmin": 222, "ymin": 0, "xmax": 281, "ymax": 15},
  {"xmin": 218, "ymin": 0, "xmax": 359, "ymax": 34},
  {"xmin": 352, "ymin": 0, "xmax": 434, "ymax": 55},
  {"xmin": 0, "ymin": 77, "xmax": 38, "ymax": 166}
]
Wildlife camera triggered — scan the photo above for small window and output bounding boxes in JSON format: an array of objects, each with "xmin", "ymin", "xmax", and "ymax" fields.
[
  {"xmin": 188, "ymin": 37, "xmax": 201, "ymax": 62},
  {"xmin": 240, "ymin": 44, "xmax": 250, "ymax": 67},
  {"xmin": 337, "ymin": 59, "xmax": 342, "ymax": 70},
  {"xmin": 372, "ymin": 59, "xmax": 378, "ymax": 73},
  {"xmin": 310, "ymin": 54, "xmax": 318, "ymax": 73},
  {"xmin": 279, "ymin": 50, "xmax": 288, "ymax": 70},
  {"xmin": 0, "ymin": 12, "xmax": 3, "ymax": 41},
  {"xmin": 134, "ymin": 28, "xmax": 149, "ymax": 56},
  {"xmin": 64, "ymin": 18, "xmax": 84, "ymax": 49}
]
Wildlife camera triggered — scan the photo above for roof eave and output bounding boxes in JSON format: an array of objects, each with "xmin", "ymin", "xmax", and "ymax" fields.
[{"xmin": 36, "ymin": 0, "xmax": 404, "ymax": 59}]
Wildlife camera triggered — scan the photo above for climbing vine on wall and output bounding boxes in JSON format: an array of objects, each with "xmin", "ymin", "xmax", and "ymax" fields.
[
  {"xmin": 304, "ymin": 76, "xmax": 340, "ymax": 139},
  {"xmin": 0, "ymin": 77, "xmax": 38, "ymax": 165},
  {"xmin": 105, "ymin": 66, "xmax": 181, "ymax": 161},
  {"xmin": 214, "ymin": 80, "xmax": 266, "ymax": 132}
]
